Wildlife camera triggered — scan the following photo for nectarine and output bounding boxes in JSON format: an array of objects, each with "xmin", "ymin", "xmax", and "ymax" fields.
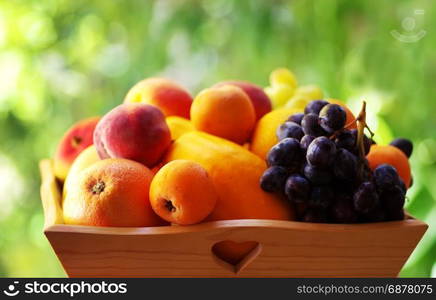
[
  {"xmin": 124, "ymin": 77, "xmax": 193, "ymax": 119},
  {"xmin": 53, "ymin": 116, "xmax": 100, "ymax": 181},
  {"xmin": 94, "ymin": 103, "xmax": 171, "ymax": 168}
]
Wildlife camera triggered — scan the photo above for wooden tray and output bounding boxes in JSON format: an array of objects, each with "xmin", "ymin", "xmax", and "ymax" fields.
[{"xmin": 39, "ymin": 159, "xmax": 428, "ymax": 278}]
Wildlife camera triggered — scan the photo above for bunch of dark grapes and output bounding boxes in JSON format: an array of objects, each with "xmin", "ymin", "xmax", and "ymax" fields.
[{"xmin": 260, "ymin": 100, "xmax": 411, "ymax": 223}]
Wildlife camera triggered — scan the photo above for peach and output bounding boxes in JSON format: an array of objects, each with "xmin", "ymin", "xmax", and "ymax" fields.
[
  {"xmin": 63, "ymin": 158, "xmax": 166, "ymax": 227},
  {"xmin": 53, "ymin": 116, "xmax": 100, "ymax": 181},
  {"xmin": 93, "ymin": 103, "xmax": 171, "ymax": 168},
  {"xmin": 124, "ymin": 77, "xmax": 193, "ymax": 119},
  {"xmin": 214, "ymin": 80, "xmax": 272, "ymax": 120},
  {"xmin": 150, "ymin": 160, "xmax": 218, "ymax": 225},
  {"xmin": 190, "ymin": 85, "xmax": 256, "ymax": 144}
]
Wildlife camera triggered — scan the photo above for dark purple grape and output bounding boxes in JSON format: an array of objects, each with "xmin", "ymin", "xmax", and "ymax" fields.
[
  {"xmin": 277, "ymin": 121, "xmax": 304, "ymax": 141},
  {"xmin": 319, "ymin": 104, "xmax": 346, "ymax": 132},
  {"xmin": 303, "ymin": 164, "xmax": 332, "ymax": 185},
  {"xmin": 373, "ymin": 164, "xmax": 401, "ymax": 191},
  {"xmin": 266, "ymin": 138, "xmax": 302, "ymax": 170},
  {"xmin": 380, "ymin": 184, "xmax": 405, "ymax": 212},
  {"xmin": 309, "ymin": 185, "xmax": 333, "ymax": 209},
  {"xmin": 390, "ymin": 138, "xmax": 413, "ymax": 158},
  {"xmin": 260, "ymin": 166, "xmax": 289, "ymax": 193},
  {"xmin": 304, "ymin": 100, "xmax": 329, "ymax": 115},
  {"xmin": 353, "ymin": 181, "xmax": 379, "ymax": 214},
  {"xmin": 362, "ymin": 205, "xmax": 386, "ymax": 222},
  {"xmin": 295, "ymin": 203, "xmax": 309, "ymax": 220},
  {"xmin": 301, "ymin": 113, "xmax": 326, "ymax": 137},
  {"xmin": 333, "ymin": 148, "xmax": 357, "ymax": 181},
  {"xmin": 300, "ymin": 135, "xmax": 315, "ymax": 151},
  {"xmin": 334, "ymin": 129, "xmax": 356, "ymax": 152},
  {"xmin": 329, "ymin": 198, "xmax": 358, "ymax": 223},
  {"xmin": 306, "ymin": 136, "xmax": 336, "ymax": 168},
  {"xmin": 303, "ymin": 209, "xmax": 328, "ymax": 223},
  {"xmin": 386, "ymin": 208, "xmax": 405, "ymax": 221},
  {"xmin": 288, "ymin": 113, "xmax": 304, "ymax": 125},
  {"xmin": 285, "ymin": 174, "xmax": 311, "ymax": 204}
]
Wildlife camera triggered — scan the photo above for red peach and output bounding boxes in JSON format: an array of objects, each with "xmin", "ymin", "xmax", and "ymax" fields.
[
  {"xmin": 124, "ymin": 77, "xmax": 193, "ymax": 119},
  {"xmin": 93, "ymin": 103, "xmax": 171, "ymax": 168},
  {"xmin": 54, "ymin": 116, "xmax": 100, "ymax": 181},
  {"xmin": 214, "ymin": 80, "xmax": 272, "ymax": 120}
]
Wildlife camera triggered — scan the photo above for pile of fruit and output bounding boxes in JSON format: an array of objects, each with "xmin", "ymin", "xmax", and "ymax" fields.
[{"xmin": 53, "ymin": 68, "xmax": 413, "ymax": 231}]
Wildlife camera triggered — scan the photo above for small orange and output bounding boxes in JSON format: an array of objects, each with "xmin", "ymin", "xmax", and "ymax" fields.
[
  {"xmin": 190, "ymin": 85, "xmax": 256, "ymax": 144},
  {"xmin": 150, "ymin": 160, "xmax": 218, "ymax": 225},
  {"xmin": 367, "ymin": 144, "xmax": 411, "ymax": 188},
  {"xmin": 63, "ymin": 158, "xmax": 166, "ymax": 227}
]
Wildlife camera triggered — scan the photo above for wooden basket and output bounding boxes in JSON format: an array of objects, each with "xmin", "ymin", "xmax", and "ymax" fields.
[{"xmin": 39, "ymin": 159, "xmax": 427, "ymax": 278}]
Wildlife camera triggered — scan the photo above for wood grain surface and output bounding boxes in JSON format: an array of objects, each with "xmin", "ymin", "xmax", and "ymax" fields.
[{"xmin": 40, "ymin": 159, "xmax": 428, "ymax": 278}]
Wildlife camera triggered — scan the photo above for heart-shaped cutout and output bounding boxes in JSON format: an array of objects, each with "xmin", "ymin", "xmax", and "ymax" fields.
[{"xmin": 211, "ymin": 240, "xmax": 261, "ymax": 274}]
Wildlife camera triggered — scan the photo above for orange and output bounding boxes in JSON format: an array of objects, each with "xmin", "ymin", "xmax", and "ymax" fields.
[
  {"xmin": 366, "ymin": 145, "xmax": 411, "ymax": 188},
  {"xmin": 150, "ymin": 160, "xmax": 218, "ymax": 225},
  {"xmin": 63, "ymin": 158, "xmax": 166, "ymax": 227},
  {"xmin": 190, "ymin": 85, "xmax": 256, "ymax": 144}
]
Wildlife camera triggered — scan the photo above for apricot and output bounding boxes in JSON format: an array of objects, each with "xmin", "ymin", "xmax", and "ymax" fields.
[
  {"xmin": 166, "ymin": 116, "xmax": 194, "ymax": 141},
  {"xmin": 164, "ymin": 131, "xmax": 294, "ymax": 221},
  {"xmin": 250, "ymin": 107, "xmax": 302, "ymax": 160},
  {"xmin": 327, "ymin": 98, "xmax": 357, "ymax": 129},
  {"xmin": 94, "ymin": 103, "xmax": 171, "ymax": 168},
  {"xmin": 53, "ymin": 116, "xmax": 100, "ymax": 181},
  {"xmin": 367, "ymin": 144, "xmax": 411, "ymax": 188},
  {"xmin": 63, "ymin": 158, "xmax": 166, "ymax": 227},
  {"xmin": 124, "ymin": 77, "xmax": 193, "ymax": 119},
  {"xmin": 63, "ymin": 145, "xmax": 100, "ymax": 201},
  {"xmin": 190, "ymin": 85, "xmax": 256, "ymax": 144},
  {"xmin": 150, "ymin": 160, "xmax": 218, "ymax": 225},
  {"xmin": 214, "ymin": 81, "xmax": 272, "ymax": 120}
]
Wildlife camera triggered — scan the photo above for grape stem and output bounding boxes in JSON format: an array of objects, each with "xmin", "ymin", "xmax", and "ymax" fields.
[{"xmin": 356, "ymin": 101, "xmax": 367, "ymax": 158}]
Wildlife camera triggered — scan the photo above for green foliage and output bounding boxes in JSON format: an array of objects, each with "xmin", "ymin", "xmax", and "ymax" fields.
[{"xmin": 0, "ymin": 0, "xmax": 435, "ymax": 277}]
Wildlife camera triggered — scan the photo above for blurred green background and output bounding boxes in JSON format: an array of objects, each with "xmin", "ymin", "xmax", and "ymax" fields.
[{"xmin": 0, "ymin": 0, "xmax": 435, "ymax": 277}]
